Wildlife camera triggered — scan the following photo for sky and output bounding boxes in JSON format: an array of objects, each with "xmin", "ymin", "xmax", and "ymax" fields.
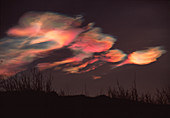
[{"xmin": 0, "ymin": 0, "xmax": 170, "ymax": 96}]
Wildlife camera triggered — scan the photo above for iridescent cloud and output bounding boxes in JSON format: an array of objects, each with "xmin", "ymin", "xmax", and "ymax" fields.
[{"xmin": 0, "ymin": 12, "xmax": 166, "ymax": 76}]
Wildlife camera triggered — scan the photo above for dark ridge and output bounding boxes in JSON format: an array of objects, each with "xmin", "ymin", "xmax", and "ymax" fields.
[{"xmin": 0, "ymin": 91, "xmax": 170, "ymax": 118}]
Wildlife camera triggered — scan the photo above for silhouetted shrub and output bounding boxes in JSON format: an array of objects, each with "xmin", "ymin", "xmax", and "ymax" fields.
[
  {"xmin": 0, "ymin": 68, "xmax": 53, "ymax": 92},
  {"xmin": 107, "ymin": 80, "xmax": 170, "ymax": 104},
  {"xmin": 155, "ymin": 87, "xmax": 170, "ymax": 104}
]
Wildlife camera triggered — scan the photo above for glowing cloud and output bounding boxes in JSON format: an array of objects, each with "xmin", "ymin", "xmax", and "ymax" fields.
[
  {"xmin": 0, "ymin": 12, "xmax": 166, "ymax": 76},
  {"xmin": 114, "ymin": 47, "xmax": 166, "ymax": 68},
  {"xmin": 128, "ymin": 47, "xmax": 166, "ymax": 65}
]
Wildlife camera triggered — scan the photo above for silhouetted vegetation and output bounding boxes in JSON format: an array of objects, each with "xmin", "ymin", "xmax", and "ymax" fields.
[
  {"xmin": 0, "ymin": 69, "xmax": 170, "ymax": 105},
  {"xmin": 107, "ymin": 80, "xmax": 138, "ymax": 101},
  {"xmin": 0, "ymin": 69, "xmax": 170, "ymax": 118},
  {"xmin": 107, "ymin": 80, "xmax": 170, "ymax": 105},
  {"xmin": 155, "ymin": 87, "xmax": 170, "ymax": 104},
  {"xmin": 0, "ymin": 68, "xmax": 53, "ymax": 92}
]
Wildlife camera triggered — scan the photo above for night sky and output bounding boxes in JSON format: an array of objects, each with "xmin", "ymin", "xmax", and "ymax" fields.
[{"xmin": 0, "ymin": 0, "xmax": 170, "ymax": 96}]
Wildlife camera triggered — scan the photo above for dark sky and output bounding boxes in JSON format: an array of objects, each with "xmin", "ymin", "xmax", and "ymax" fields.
[{"xmin": 0, "ymin": 0, "xmax": 170, "ymax": 96}]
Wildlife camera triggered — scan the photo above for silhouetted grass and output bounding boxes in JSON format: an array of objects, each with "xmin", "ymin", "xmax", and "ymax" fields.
[
  {"xmin": 0, "ymin": 69, "xmax": 169, "ymax": 105},
  {"xmin": 0, "ymin": 68, "xmax": 53, "ymax": 92},
  {"xmin": 107, "ymin": 80, "xmax": 170, "ymax": 104}
]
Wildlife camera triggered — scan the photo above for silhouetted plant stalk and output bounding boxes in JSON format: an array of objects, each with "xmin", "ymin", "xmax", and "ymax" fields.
[
  {"xmin": 107, "ymin": 80, "xmax": 170, "ymax": 104},
  {"xmin": 0, "ymin": 68, "xmax": 53, "ymax": 92},
  {"xmin": 107, "ymin": 80, "xmax": 137, "ymax": 100}
]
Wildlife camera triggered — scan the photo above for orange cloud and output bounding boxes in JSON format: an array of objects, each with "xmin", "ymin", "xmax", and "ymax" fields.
[{"xmin": 128, "ymin": 47, "xmax": 166, "ymax": 65}]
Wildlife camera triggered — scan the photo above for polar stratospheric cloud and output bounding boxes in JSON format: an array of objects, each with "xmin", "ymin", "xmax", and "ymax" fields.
[{"xmin": 0, "ymin": 12, "xmax": 166, "ymax": 76}]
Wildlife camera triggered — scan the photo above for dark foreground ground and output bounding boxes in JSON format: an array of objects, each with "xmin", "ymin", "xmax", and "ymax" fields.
[{"xmin": 0, "ymin": 91, "xmax": 170, "ymax": 118}]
